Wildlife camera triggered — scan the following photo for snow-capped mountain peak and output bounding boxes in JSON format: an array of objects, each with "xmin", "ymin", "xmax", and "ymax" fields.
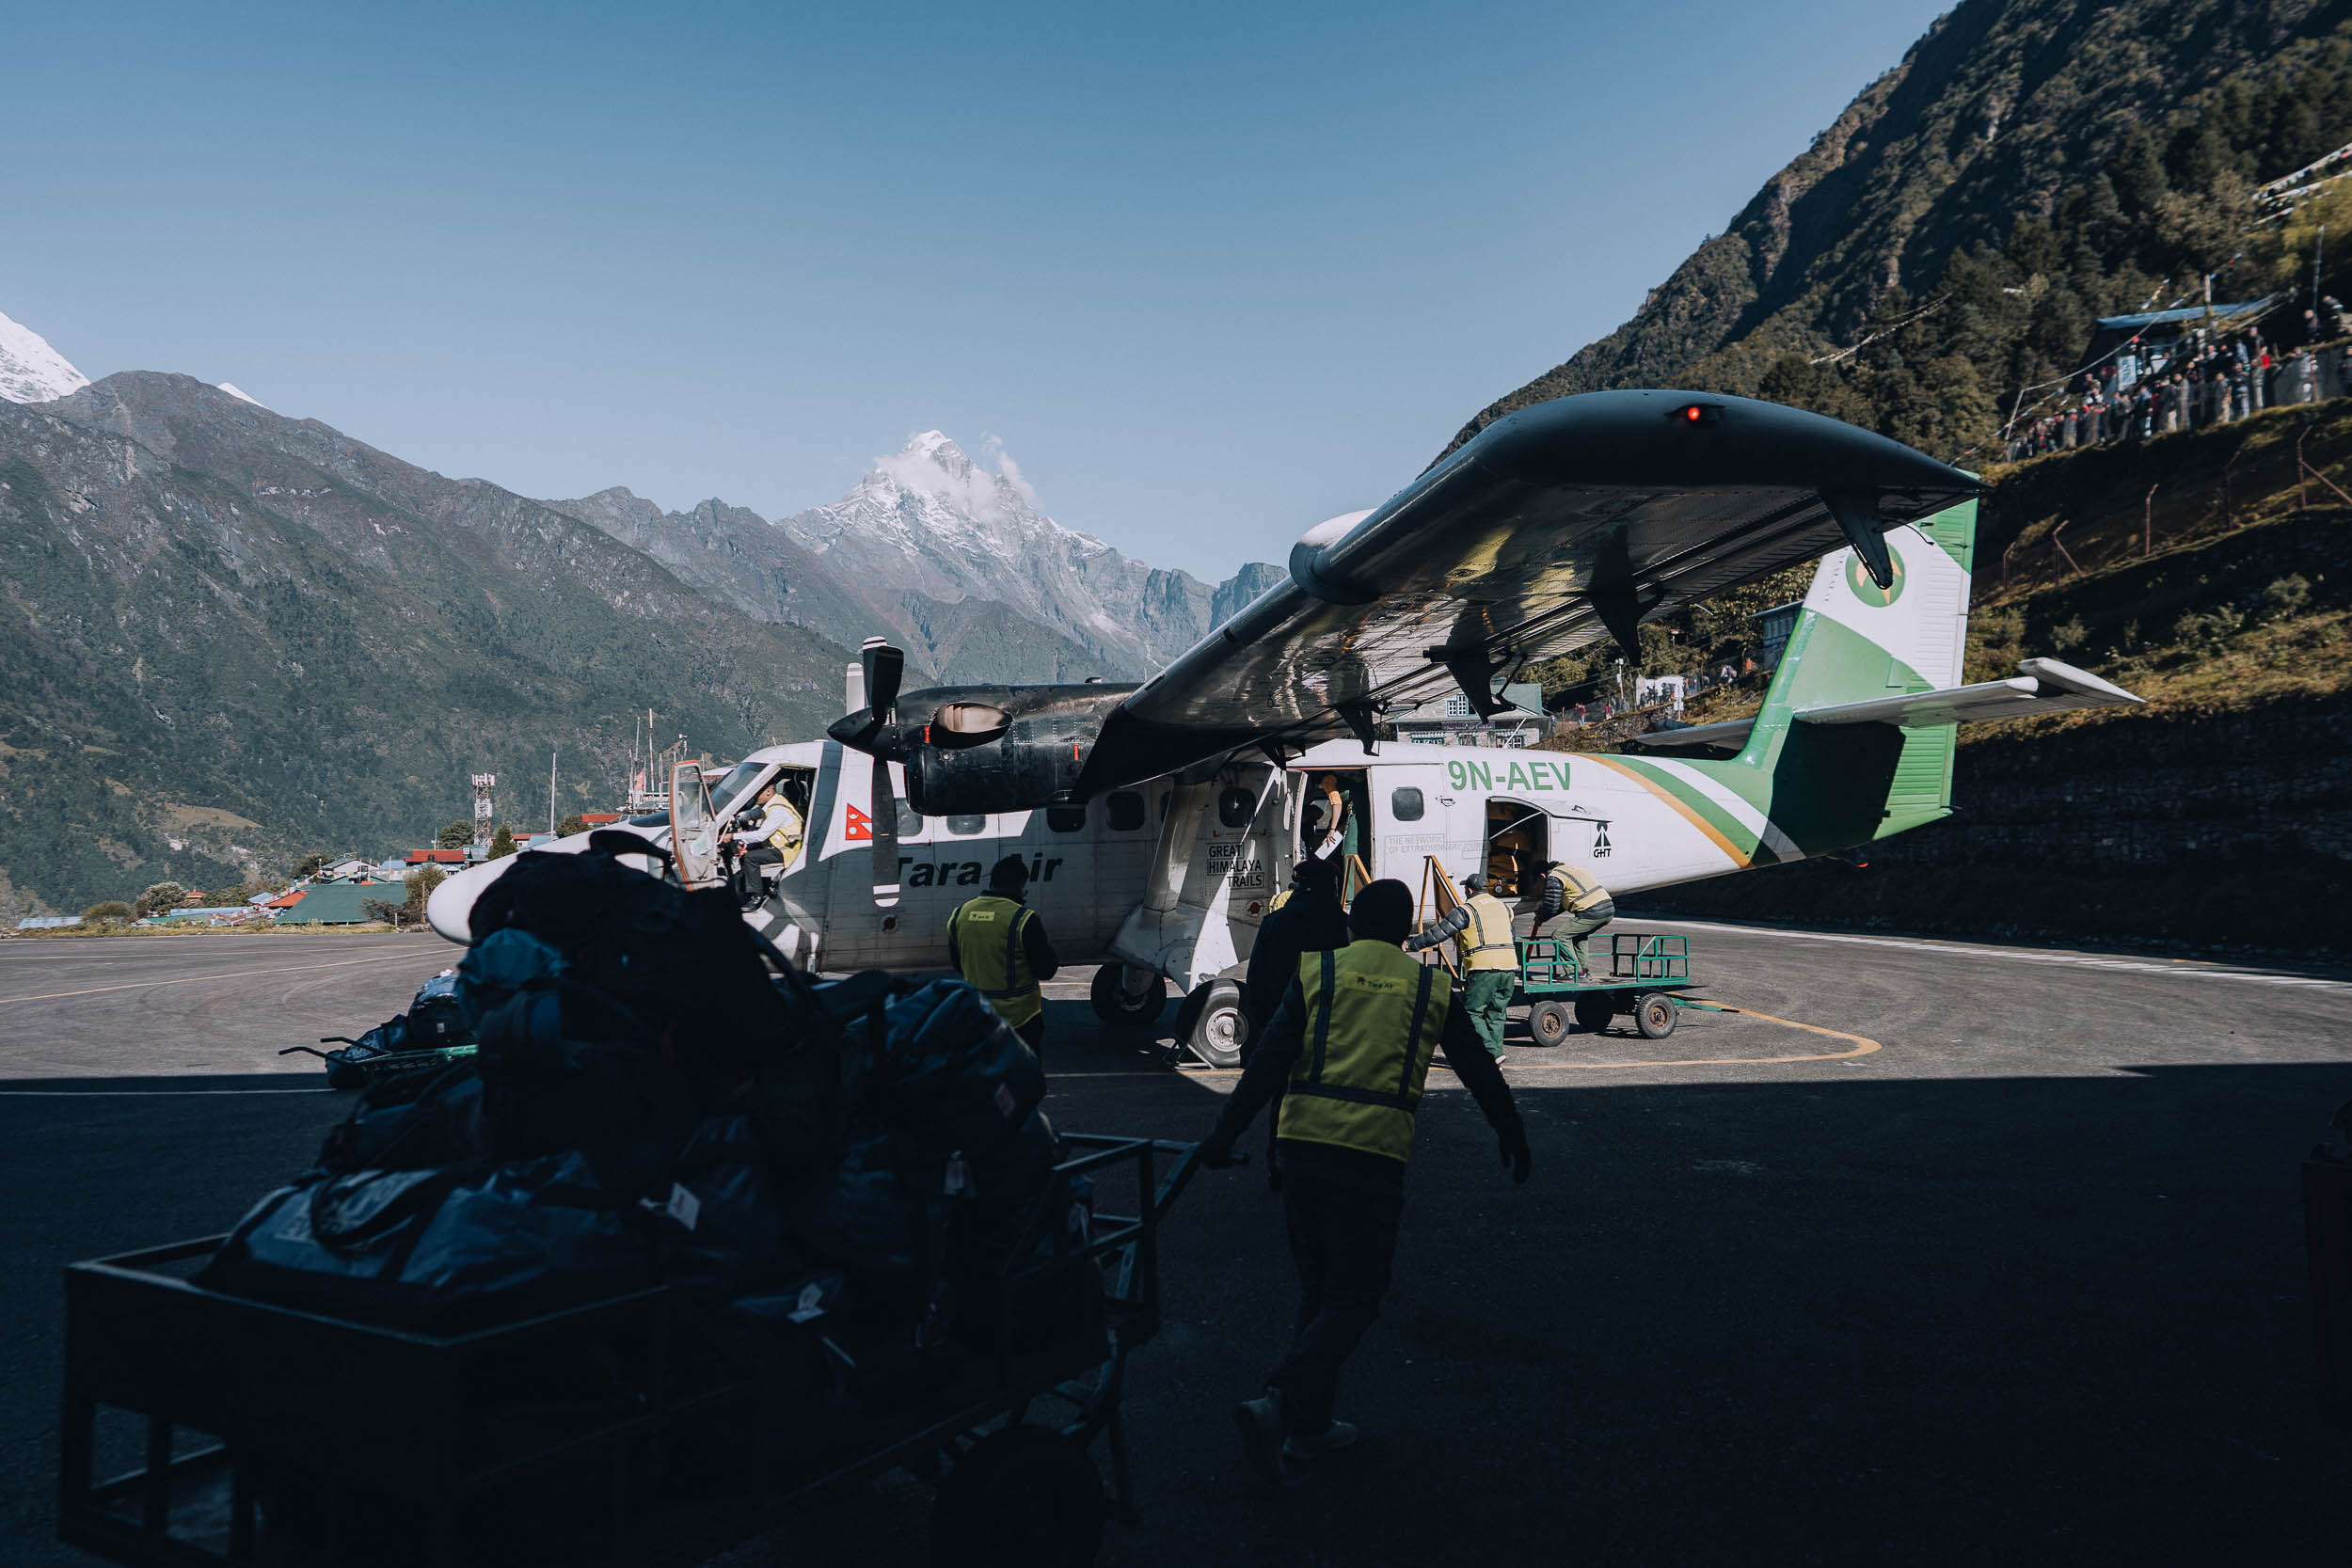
[
  {"xmin": 773, "ymin": 429, "xmax": 1243, "ymax": 675},
  {"xmin": 0, "ymin": 311, "xmax": 91, "ymax": 404},
  {"xmin": 216, "ymin": 382, "xmax": 268, "ymax": 409}
]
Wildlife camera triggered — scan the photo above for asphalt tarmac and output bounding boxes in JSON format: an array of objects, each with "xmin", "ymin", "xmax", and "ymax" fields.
[{"xmin": 4, "ymin": 925, "xmax": 2349, "ymax": 1565}]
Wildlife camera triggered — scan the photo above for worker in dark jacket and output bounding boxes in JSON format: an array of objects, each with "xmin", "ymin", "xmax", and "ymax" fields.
[
  {"xmin": 1240, "ymin": 857, "xmax": 1350, "ymax": 1037},
  {"xmin": 947, "ymin": 855, "xmax": 1059, "ymax": 1064},
  {"xmin": 1200, "ymin": 879, "xmax": 1532, "ymax": 1481},
  {"xmin": 1534, "ymin": 860, "xmax": 1614, "ymax": 977},
  {"xmin": 1238, "ymin": 856, "xmax": 1351, "ymax": 1186}
]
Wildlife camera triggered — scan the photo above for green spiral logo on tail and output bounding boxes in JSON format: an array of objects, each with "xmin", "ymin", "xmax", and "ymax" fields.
[{"xmin": 1845, "ymin": 546, "xmax": 1906, "ymax": 608}]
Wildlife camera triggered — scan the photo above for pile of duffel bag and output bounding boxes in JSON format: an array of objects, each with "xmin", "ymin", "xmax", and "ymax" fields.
[{"xmin": 200, "ymin": 836, "xmax": 1096, "ymax": 1437}]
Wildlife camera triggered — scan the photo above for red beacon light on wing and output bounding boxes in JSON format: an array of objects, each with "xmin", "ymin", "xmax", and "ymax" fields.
[{"xmin": 1669, "ymin": 403, "xmax": 1725, "ymax": 424}]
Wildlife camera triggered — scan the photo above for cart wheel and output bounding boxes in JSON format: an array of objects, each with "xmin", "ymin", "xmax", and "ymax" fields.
[
  {"xmin": 1172, "ymin": 979, "xmax": 1248, "ymax": 1068},
  {"xmin": 1634, "ymin": 991, "xmax": 1678, "ymax": 1039},
  {"xmin": 1572, "ymin": 994, "xmax": 1615, "ymax": 1036},
  {"xmin": 930, "ymin": 1424, "xmax": 1105, "ymax": 1568},
  {"xmin": 1527, "ymin": 999, "xmax": 1573, "ymax": 1048},
  {"xmin": 1089, "ymin": 964, "xmax": 1168, "ymax": 1028}
]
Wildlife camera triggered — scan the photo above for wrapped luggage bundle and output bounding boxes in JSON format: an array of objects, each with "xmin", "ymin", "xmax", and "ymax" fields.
[{"xmin": 201, "ymin": 838, "xmax": 1093, "ymax": 1424}]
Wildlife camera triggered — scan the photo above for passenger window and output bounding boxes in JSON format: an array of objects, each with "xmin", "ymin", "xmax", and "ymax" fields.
[
  {"xmin": 1106, "ymin": 791, "xmax": 1146, "ymax": 832},
  {"xmin": 946, "ymin": 814, "xmax": 987, "ymax": 836},
  {"xmin": 898, "ymin": 800, "xmax": 925, "ymax": 836},
  {"xmin": 1046, "ymin": 803, "xmax": 1088, "ymax": 833},
  {"xmin": 1216, "ymin": 786, "xmax": 1255, "ymax": 829},
  {"xmin": 1391, "ymin": 787, "xmax": 1424, "ymax": 822}
]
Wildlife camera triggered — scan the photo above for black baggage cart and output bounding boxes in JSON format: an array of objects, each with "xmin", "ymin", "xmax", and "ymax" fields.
[{"xmin": 59, "ymin": 1135, "xmax": 1202, "ymax": 1568}]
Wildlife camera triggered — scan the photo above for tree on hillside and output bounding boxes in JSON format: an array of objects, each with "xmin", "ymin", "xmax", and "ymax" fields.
[
  {"xmin": 437, "ymin": 821, "xmax": 475, "ymax": 849},
  {"xmin": 558, "ymin": 813, "xmax": 589, "ymax": 837},
  {"xmin": 400, "ymin": 865, "xmax": 447, "ymax": 927},
  {"xmin": 488, "ymin": 825, "xmax": 517, "ymax": 860},
  {"xmin": 292, "ymin": 852, "xmax": 329, "ymax": 879},
  {"xmin": 133, "ymin": 882, "xmax": 186, "ymax": 919},
  {"xmin": 81, "ymin": 901, "xmax": 133, "ymax": 923}
]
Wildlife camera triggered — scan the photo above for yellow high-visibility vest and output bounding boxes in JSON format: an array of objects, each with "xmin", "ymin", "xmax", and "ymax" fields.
[
  {"xmin": 1459, "ymin": 893, "xmax": 1520, "ymax": 972},
  {"xmin": 948, "ymin": 895, "xmax": 1041, "ymax": 1026},
  {"xmin": 1276, "ymin": 940, "xmax": 1451, "ymax": 1164},
  {"xmin": 1547, "ymin": 866, "xmax": 1610, "ymax": 913}
]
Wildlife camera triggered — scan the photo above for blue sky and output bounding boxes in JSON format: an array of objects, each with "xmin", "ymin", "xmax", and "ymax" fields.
[{"xmin": 8, "ymin": 1, "xmax": 1952, "ymax": 578}]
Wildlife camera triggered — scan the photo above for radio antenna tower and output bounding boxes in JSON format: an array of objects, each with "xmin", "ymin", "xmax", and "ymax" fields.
[{"xmin": 471, "ymin": 773, "xmax": 497, "ymax": 847}]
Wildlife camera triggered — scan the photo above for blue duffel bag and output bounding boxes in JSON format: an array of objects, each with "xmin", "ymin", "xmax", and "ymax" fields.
[
  {"xmin": 877, "ymin": 981, "xmax": 1044, "ymax": 1161},
  {"xmin": 198, "ymin": 1151, "xmax": 658, "ymax": 1333}
]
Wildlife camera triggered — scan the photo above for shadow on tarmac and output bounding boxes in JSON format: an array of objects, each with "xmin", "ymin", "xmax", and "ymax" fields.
[{"xmin": 3, "ymin": 1001, "xmax": 2346, "ymax": 1565}]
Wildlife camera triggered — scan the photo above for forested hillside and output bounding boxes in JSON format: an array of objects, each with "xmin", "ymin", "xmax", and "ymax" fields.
[
  {"xmin": 0, "ymin": 375, "xmax": 848, "ymax": 916},
  {"xmin": 1451, "ymin": 0, "xmax": 2352, "ymax": 466}
]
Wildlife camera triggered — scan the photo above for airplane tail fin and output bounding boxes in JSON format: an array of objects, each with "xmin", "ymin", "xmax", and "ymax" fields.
[{"xmin": 1741, "ymin": 497, "xmax": 1978, "ymax": 835}]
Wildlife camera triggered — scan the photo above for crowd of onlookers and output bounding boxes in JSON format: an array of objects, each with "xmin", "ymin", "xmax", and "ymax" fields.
[{"xmin": 2005, "ymin": 296, "xmax": 2352, "ymax": 460}]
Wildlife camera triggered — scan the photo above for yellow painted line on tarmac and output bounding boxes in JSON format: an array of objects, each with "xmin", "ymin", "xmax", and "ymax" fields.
[
  {"xmin": 1062, "ymin": 1000, "xmax": 1883, "ymax": 1080},
  {"xmin": 0, "ymin": 951, "xmax": 434, "ymax": 1006},
  {"xmin": 1449, "ymin": 1001, "xmax": 1883, "ymax": 1070}
]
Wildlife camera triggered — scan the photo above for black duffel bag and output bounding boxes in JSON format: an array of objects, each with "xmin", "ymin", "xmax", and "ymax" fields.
[
  {"xmin": 466, "ymin": 837, "xmax": 828, "ymax": 1099},
  {"xmin": 311, "ymin": 1060, "xmax": 489, "ymax": 1177},
  {"xmin": 197, "ymin": 1151, "xmax": 658, "ymax": 1334}
]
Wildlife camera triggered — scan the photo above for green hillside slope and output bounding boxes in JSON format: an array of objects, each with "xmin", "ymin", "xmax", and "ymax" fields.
[
  {"xmin": 1448, "ymin": 0, "xmax": 2352, "ymax": 466},
  {"xmin": 1622, "ymin": 403, "xmax": 2352, "ymax": 956},
  {"xmin": 0, "ymin": 375, "xmax": 850, "ymax": 916}
]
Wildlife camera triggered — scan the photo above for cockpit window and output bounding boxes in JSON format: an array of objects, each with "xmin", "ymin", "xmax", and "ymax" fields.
[{"xmin": 707, "ymin": 760, "xmax": 771, "ymax": 818}]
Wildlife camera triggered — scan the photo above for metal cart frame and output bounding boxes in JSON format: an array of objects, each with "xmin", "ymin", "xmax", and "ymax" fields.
[
  {"xmin": 1516, "ymin": 931, "xmax": 1698, "ymax": 1044},
  {"xmin": 59, "ymin": 1135, "xmax": 1201, "ymax": 1568}
]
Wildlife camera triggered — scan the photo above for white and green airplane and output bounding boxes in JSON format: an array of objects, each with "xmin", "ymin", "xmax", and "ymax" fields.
[{"xmin": 430, "ymin": 390, "xmax": 2138, "ymax": 1062}]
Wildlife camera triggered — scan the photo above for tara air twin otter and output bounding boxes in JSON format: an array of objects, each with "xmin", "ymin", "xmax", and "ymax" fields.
[{"xmin": 429, "ymin": 389, "xmax": 2140, "ymax": 1063}]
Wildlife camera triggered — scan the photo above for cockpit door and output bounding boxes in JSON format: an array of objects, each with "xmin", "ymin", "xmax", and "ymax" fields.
[{"xmin": 671, "ymin": 761, "xmax": 721, "ymax": 887}]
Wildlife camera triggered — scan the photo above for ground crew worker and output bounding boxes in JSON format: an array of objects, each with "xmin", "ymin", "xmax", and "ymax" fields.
[
  {"xmin": 1238, "ymin": 856, "xmax": 1351, "ymax": 1186},
  {"xmin": 1406, "ymin": 872, "xmax": 1518, "ymax": 1064},
  {"xmin": 947, "ymin": 855, "xmax": 1059, "ymax": 1062},
  {"xmin": 1534, "ymin": 859, "xmax": 1614, "ymax": 976},
  {"xmin": 729, "ymin": 783, "xmax": 804, "ymax": 895},
  {"xmin": 1199, "ymin": 879, "xmax": 1532, "ymax": 1481}
]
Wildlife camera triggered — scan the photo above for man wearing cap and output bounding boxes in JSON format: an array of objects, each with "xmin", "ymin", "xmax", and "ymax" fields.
[
  {"xmin": 948, "ymin": 855, "xmax": 1060, "ymax": 1064},
  {"xmin": 1406, "ymin": 872, "xmax": 1520, "ymax": 1064},
  {"xmin": 1199, "ymin": 879, "xmax": 1532, "ymax": 1481}
]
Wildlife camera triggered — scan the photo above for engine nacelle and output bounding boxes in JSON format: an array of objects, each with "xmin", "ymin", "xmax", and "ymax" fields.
[{"xmin": 892, "ymin": 684, "xmax": 1138, "ymax": 816}]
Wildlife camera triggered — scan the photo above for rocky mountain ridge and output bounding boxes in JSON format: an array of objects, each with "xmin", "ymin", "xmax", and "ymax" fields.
[{"xmin": 583, "ymin": 431, "xmax": 1284, "ymax": 683}]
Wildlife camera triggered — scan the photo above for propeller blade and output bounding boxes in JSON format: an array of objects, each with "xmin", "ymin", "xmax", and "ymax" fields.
[
  {"xmin": 861, "ymin": 638, "xmax": 905, "ymax": 722},
  {"xmin": 868, "ymin": 755, "xmax": 900, "ymax": 910}
]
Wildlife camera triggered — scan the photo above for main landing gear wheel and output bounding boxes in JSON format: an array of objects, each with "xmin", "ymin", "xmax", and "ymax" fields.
[
  {"xmin": 1527, "ymin": 999, "xmax": 1573, "ymax": 1048},
  {"xmin": 1172, "ymin": 978, "xmax": 1248, "ymax": 1068},
  {"xmin": 930, "ymin": 1424, "xmax": 1104, "ymax": 1568},
  {"xmin": 1634, "ymin": 991, "xmax": 1679, "ymax": 1040},
  {"xmin": 1572, "ymin": 994, "xmax": 1615, "ymax": 1036},
  {"xmin": 1089, "ymin": 965, "xmax": 1168, "ymax": 1028}
]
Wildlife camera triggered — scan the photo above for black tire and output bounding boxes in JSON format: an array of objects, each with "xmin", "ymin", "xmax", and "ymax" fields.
[
  {"xmin": 1634, "ymin": 991, "xmax": 1678, "ymax": 1040},
  {"xmin": 1572, "ymin": 993, "xmax": 1615, "ymax": 1036},
  {"xmin": 1089, "ymin": 964, "xmax": 1168, "ymax": 1027},
  {"xmin": 930, "ymin": 1424, "xmax": 1104, "ymax": 1568},
  {"xmin": 1174, "ymin": 978, "xmax": 1248, "ymax": 1068},
  {"xmin": 1527, "ymin": 999, "xmax": 1573, "ymax": 1048}
]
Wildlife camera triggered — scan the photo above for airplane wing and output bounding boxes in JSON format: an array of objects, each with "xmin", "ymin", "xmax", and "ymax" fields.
[
  {"xmin": 1629, "ymin": 657, "xmax": 2143, "ymax": 756},
  {"xmin": 1073, "ymin": 389, "xmax": 1983, "ymax": 793}
]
